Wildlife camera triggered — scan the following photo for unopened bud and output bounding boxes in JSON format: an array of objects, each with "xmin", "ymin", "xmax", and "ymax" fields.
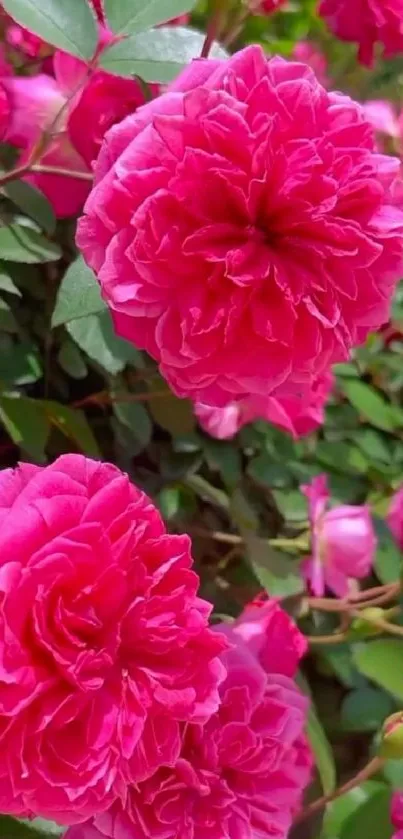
[
  {"xmin": 380, "ymin": 712, "xmax": 403, "ymax": 759},
  {"xmin": 350, "ymin": 607, "xmax": 386, "ymax": 638}
]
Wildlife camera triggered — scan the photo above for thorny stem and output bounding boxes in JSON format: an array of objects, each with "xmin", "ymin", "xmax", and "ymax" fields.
[
  {"xmin": 296, "ymin": 756, "xmax": 385, "ymax": 823},
  {"xmin": 30, "ymin": 165, "xmax": 93, "ymax": 182},
  {"xmin": 201, "ymin": 0, "xmax": 228, "ymax": 57}
]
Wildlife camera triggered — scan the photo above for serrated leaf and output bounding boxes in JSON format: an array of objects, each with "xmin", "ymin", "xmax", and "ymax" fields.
[
  {"xmin": 353, "ymin": 639, "xmax": 403, "ymax": 701},
  {"xmin": 52, "ymin": 257, "xmax": 106, "ymax": 327},
  {"xmin": 67, "ymin": 310, "xmax": 142, "ymax": 374},
  {"xmin": 100, "ymin": 26, "xmax": 227, "ymax": 81},
  {"xmin": 2, "ymin": 0, "xmax": 98, "ymax": 58},
  {"xmin": 322, "ymin": 782, "xmax": 390, "ymax": 839},
  {"xmin": 0, "ymin": 395, "xmax": 50, "ymax": 461},
  {"xmin": 112, "ymin": 397, "xmax": 152, "ymax": 449},
  {"xmin": 373, "ymin": 517, "xmax": 402, "ymax": 584},
  {"xmin": 2, "ymin": 180, "xmax": 56, "ymax": 235},
  {"xmin": 58, "ymin": 339, "xmax": 88, "ymax": 379},
  {"xmin": 104, "ymin": 0, "xmax": 197, "ymax": 35},
  {"xmin": 341, "ymin": 686, "xmax": 394, "ymax": 731},
  {"xmin": 339, "ymin": 786, "xmax": 393, "ymax": 839},
  {"xmin": 0, "ymin": 225, "xmax": 61, "ymax": 263}
]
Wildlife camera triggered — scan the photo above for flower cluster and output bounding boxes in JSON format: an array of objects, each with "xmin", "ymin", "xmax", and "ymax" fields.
[
  {"xmin": 0, "ymin": 454, "xmax": 311, "ymax": 837},
  {"xmin": 319, "ymin": 0, "xmax": 403, "ymax": 66},
  {"xmin": 78, "ymin": 45, "xmax": 403, "ymax": 420},
  {"xmin": 66, "ymin": 599, "xmax": 312, "ymax": 839}
]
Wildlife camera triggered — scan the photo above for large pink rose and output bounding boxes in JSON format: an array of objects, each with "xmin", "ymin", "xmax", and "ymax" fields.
[
  {"xmin": 0, "ymin": 455, "xmax": 226, "ymax": 823},
  {"xmin": 319, "ymin": 0, "xmax": 403, "ymax": 66},
  {"xmin": 195, "ymin": 371, "xmax": 333, "ymax": 439},
  {"xmin": 78, "ymin": 46, "xmax": 403, "ymax": 408},
  {"xmin": 66, "ymin": 600, "xmax": 312, "ymax": 839}
]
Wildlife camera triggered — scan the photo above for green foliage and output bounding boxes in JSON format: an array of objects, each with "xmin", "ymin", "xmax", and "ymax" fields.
[
  {"xmin": 100, "ymin": 26, "xmax": 228, "ymax": 81},
  {"xmin": 2, "ymin": 0, "xmax": 98, "ymax": 57},
  {"xmin": 103, "ymin": 0, "xmax": 198, "ymax": 35}
]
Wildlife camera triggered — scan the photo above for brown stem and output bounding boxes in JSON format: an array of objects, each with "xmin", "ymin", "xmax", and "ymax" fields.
[
  {"xmin": 306, "ymin": 631, "xmax": 349, "ymax": 645},
  {"xmin": 296, "ymin": 756, "xmax": 385, "ymax": 823},
  {"xmin": 73, "ymin": 389, "xmax": 170, "ymax": 409},
  {"xmin": 201, "ymin": 0, "xmax": 227, "ymax": 57},
  {"xmin": 30, "ymin": 164, "xmax": 93, "ymax": 181}
]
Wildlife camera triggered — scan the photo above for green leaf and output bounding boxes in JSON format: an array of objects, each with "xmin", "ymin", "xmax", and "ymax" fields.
[
  {"xmin": 340, "ymin": 379, "xmax": 398, "ymax": 432},
  {"xmin": 298, "ymin": 672, "xmax": 336, "ymax": 795},
  {"xmin": 203, "ymin": 439, "xmax": 242, "ymax": 489},
  {"xmin": 100, "ymin": 26, "xmax": 228, "ymax": 81},
  {"xmin": 0, "ymin": 337, "xmax": 42, "ymax": 386},
  {"xmin": 0, "ymin": 297, "xmax": 18, "ymax": 332},
  {"xmin": 249, "ymin": 539, "xmax": 304, "ymax": 597},
  {"xmin": 0, "ymin": 395, "xmax": 50, "ymax": 461},
  {"xmin": 112, "ymin": 398, "xmax": 152, "ymax": 449},
  {"xmin": 0, "ymin": 262, "xmax": 22, "ymax": 296},
  {"xmin": 2, "ymin": 180, "xmax": 56, "ymax": 235},
  {"xmin": 2, "ymin": 0, "xmax": 98, "ymax": 58},
  {"xmin": 52, "ymin": 257, "xmax": 106, "ymax": 327},
  {"xmin": 321, "ymin": 782, "xmax": 390, "ymax": 839},
  {"xmin": 0, "ymin": 225, "xmax": 61, "ymax": 263},
  {"xmin": 353, "ymin": 639, "xmax": 403, "ymax": 701},
  {"xmin": 21, "ymin": 819, "xmax": 64, "ymax": 837},
  {"xmin": 147, "ymin": 378, "xmax": 195, "ymax": 435},
  {"xmin": 104, "ymin": 0, "xmax": 197, "ymax": 35},
  {"xmin": 373, "ymin": 517, "xmax": 402, "ymax": 584},
  {"xmin": 0, "ymin": 816, "xmax": 52, "ymax": 838},
  {"xmin": 339, "ymin": 786, "xmax": 393, "ymax": 839},
  {"xmin": 58, "ymin": 339, "xmax": 88, "ymax": 379},
  {"xmin": 67, "ymin": 310, "xmax": 143, "ymax": 374},
  {"xmin": 341, "ymin": 686, "xmax": 394, "ymax": 731},
  {"xmin": 43, "ymin": 401, "xmax": 101, "ymax": 457}
]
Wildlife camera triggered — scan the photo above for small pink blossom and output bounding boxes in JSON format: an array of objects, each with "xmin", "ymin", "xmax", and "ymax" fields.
[
  {"xmin": 250, "ymin": 0, "xmax": 287, "ymax": 14},
  {"xmin": 196, "ymin": 372, "xmax": 333, "ymax": 439},
  {"xmin": 392, "ymin": 791, "xmax": 403, "ymax": 839},
  {"xmin": 78, "ymin": 45, "xmax": 403, "ymax": 409},
  {"xmin": 66, "ymin": 600, "xmax": 312, "ymax": 839},
  {"xmin": 388, "ymin": 486, "xmax": 403, "ymax": 549},
  {"xmin": 319, "ymin": 0, "xmax": 403, "ymax": 66},
  {"xmin": 0, "ymin": 455, "xmax": 226, "ymax": 824},
  {"xmin": 302, "ymin": 475, "xmax": 376, "ymax": 597},
  {"xmin": 293, "ymin": 41, "xmax": 330, "ymax": 87}
]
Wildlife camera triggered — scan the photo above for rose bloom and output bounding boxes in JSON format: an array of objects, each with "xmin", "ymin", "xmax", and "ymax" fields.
[
  {"xmin": 66, "ymin": 600, "xmax": 312, "ymax": 839},
  {"xmin": 78, "ymin": 45, "xmax": 403, "ymax": 409},
  {"xmin": 319, "ymin": 0, "xmax": 403, "ymax": 66},
  {"xmin": 388, "ymin": 485, "xmax": 403, "ymax": 549},
  {"xmin": 0, "ymin": 455, "xmax": 226, "ymax": 823},
  {"xmin": 302, "ymin": 474, "xmax": 376, "ymax": 597},
  {"xmin": 196, "ymin": 370, "xmax": 333, "ymax": 439},
  {"xmin": 392, "ymin": 791, "xmax": 403, "ymax": 839}
]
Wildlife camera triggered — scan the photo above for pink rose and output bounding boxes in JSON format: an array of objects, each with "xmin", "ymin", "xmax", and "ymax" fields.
[
  {"xmin": 66, "ymin": 600, "xmax": 312, "ymax": 839},
  {"xmin": 363, "ymin": 100, "xmax": 400, "ymax": 140},
  {"xmin": 2, "ymin": 37, "xmax": 148, "ymax": 216},
  {"xmin": 319, "ymin": 0, "xmax": 403, "ymax": 66},
  {"xmin": 388, "ymin": 486, "xmax": 403, "ymax": 549},
  {"xmin": 78, "ymin": 45, "xmax": 403, "ymax": 408},
  {"xmin": 302, "ymin": 474, "xmax": 376, "ymax": 596},
  {"xmin": 196, "ymin": 371, "xmax": 333, "ymax": 439},
  {"xmin": 0, "ymin": 455, "xmax": 226, "ymax": 823}
]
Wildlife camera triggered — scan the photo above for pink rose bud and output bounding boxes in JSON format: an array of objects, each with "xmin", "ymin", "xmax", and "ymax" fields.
[
  {"xmin": 302, "ymin": 475, "xmax": 376, "ymax": 597},
  {"xmin": 388, "ymin": 486, "xmax": 403, "ymax": 550},
  {"xmin": 380, "ymin": 713, "xmax": 403, "ymax": 760}
]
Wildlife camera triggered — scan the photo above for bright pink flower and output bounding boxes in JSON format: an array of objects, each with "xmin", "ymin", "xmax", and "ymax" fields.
[
  {"xmin": 3, "ymin": 40, "xmax": 147, "ymax": 216},
  {"xmin": 78, "ymin": 45, "xmax": 403, "ymax": 408},
  {"xmin": 302, "ymin": 474, "xmax": 376, "ymax": 597},
  {"xmin": 196, "ymin": 372, "xmax": 333, "ymax": 439},
  {"xmin": 66, "ymin": 600, "xmax": 312, "ymax": 839},
  {"xmin": 363, "ymin": 100, "xmax": 400, "ymax": 139},
  {"xmin": 388, "ymin": 486, "xmax": 403, "ymax": 549},
  {"xmin": 250, "ymin": 0, "xmax": 287, "ymax": 13},
  {"xmin": 319, "ymin": 0, "xmax": 403, "ymax": 66},
  {"xmin": 392, "ymin": 792, "xmax": 403, "ymax": 838},
  {"xmin": 0, "ymin": 455, "xmax": 226, "ymax": 824},
  {"xmin": 293, "ymin": 41, "xmax": 330, "ymax": 87}
]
